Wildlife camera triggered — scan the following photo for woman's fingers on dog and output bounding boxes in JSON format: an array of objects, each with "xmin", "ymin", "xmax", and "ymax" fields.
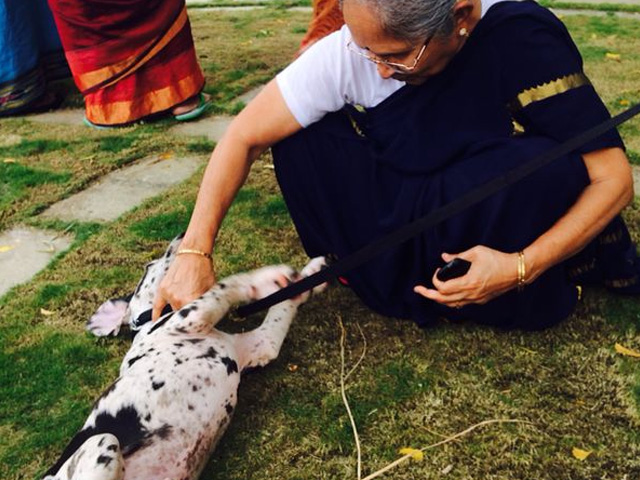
[{"xmin": 152, "ymin": 298, "xmax": 167, "ymax": 322}]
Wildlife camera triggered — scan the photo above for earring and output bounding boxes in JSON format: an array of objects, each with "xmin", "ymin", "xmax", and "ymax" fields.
[{"xmin": 459, "ymin": 27, "xmax": 469, "ymax": 37}]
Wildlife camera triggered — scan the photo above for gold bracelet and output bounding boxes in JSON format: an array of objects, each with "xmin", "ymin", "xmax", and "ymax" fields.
[
  {"xmin": 517, "ymin": 250, "xmax": 526, "ymax": 291},
  {"xmin": 176, "ymin": 248, "xmax": 212, "ymax": 260}
]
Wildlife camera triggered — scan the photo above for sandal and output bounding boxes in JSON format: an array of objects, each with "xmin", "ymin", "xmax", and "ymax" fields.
[
  {"xmin": 173, "ymin": 92, "xmax": 211, "ymax": 121},
  {"xmin": 83, "ymin": 116, "xmax": 123, "ymax": 130}
]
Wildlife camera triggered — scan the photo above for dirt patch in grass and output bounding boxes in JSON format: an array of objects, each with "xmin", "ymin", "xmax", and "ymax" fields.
[{"xmin": 189, "ymin": 7, "xmax": 310, "ymax": 113}]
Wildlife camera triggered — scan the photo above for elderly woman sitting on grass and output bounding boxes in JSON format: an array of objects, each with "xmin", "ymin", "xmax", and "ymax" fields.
[{"xmin": 153, "ymin": 0, "xmax": 639, "ymax": 331}]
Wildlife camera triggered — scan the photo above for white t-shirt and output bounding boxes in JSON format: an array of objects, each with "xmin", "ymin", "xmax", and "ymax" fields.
[{"xmin": 276, "ymin": 0, "xmax": 508, "ymax": 127}]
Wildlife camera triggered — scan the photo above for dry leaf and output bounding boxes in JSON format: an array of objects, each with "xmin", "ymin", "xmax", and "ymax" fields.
[
  {"xmin": 287, "ymin": 363, "xmax": 299, "ymax": 372},
  {"xmin": 159, "ymin": 151, "xmax": 174, "ymax": 160},
  {"xmin": 619, "ymin": 99, "xmax": 630, "ymax": 106},
  {"xmin": 399, "ymin": 447, "xmax": 424, "ymax": 461},
  {"xmin": 40, "ymin": 308, "xmax": 55, "ymax": 316},
  {"xmin": 3, "ymin": 158, "xmax": 17, "ymax": 163},
  {"xmin": 572, "ymin": 447, "xmax": 592, "ymax": 461},
  {"xmin": 0, "ymin": 245, "xmax": 15, "ymax": 253},
  {"xmin": 605, "ymin": 52, "xmax": 621, "ymax": 61},
  {"xmin": 441, "ymin": 464, "xmax": 453, "ymax": 474},
  {"xmin": 615, "ymin": 343, "xmax": 640, "ymax": 358}
]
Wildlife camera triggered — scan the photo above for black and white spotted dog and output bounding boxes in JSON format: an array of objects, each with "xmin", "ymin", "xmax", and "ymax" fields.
[{"xmin": 42, "ymin": 234, "xmax": 326, "ymax": 480}]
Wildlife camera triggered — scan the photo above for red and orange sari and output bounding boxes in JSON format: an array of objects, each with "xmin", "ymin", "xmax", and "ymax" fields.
[
  {"xmin": 298, "ymin": 0, "xmax": 344, "ymax": 55},
  {"xmin": 48, "ymin": 0, "xmax": 205, "ymax": 126}
]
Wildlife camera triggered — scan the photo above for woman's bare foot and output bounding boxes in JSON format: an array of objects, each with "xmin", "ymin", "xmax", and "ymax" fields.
[{"xmin": 171, "ymin": 92, "xmax": 211, "ymax": 116}]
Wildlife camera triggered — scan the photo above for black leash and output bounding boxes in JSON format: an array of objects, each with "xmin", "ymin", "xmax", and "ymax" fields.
[{"xmin": 237, "ymin": 102, "xmax": 640, "ymax": 318}]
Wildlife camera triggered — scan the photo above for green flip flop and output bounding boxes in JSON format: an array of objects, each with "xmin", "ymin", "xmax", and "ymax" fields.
[
  {"xmin": 83, "ymin": 116, "xmax": 121, "ymax": 130},
  {"xmin": 174, "ymin": 92, "xmax": 211, "ymax": 122}
]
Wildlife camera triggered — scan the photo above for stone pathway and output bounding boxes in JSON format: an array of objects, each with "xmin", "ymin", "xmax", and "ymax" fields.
[
  {"xmin": 28, "ymin": 108, "xmax": 86, "ymax": 127},
  {"xmin": 0, "ymin": 227, "xmax": 73, "ymax": 297},
  {"xmin": 169, "ymin": 85, "xmax": 263, "ymax": 141},
  {"xmin": 39, "ymin": 155, "xmax": 204, "ymax": 223}
]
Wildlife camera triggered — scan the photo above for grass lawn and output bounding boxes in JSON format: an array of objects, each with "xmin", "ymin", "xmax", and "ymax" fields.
[{"xmin": 1, "ymin": 7, "xmax": 640, "ymax": 480}]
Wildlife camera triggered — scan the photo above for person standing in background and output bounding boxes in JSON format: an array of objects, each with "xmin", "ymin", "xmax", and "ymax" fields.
[
  {"xmin": 47, "ymin": 0, "xmax": 210, "ymax": 128},
  {"xmin": 297, "ymin": 0, "xmax": 344, "ymax": 55},
  {"xmin": 0, "ymin": 0, "xmax": 69, "ymax": 117}
]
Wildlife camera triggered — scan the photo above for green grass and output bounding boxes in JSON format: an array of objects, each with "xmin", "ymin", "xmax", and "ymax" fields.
[
  {"xmin": 1, "ymin": 7, "xmax": 640, "ymax": 480},
  {"xmin": 1, "ymin": 138, "xmax": 71, "ymax": 157},
  {"xmin": 0, "ymin": 163, "xmax": 71, "ymax": 210},
  {"xmin": 540, "ymin": 0, "xmax": 640, "ymax": 14},
  {"xmin": 129, "ymin": 202, "xmax": 194, "ymax": 241}
]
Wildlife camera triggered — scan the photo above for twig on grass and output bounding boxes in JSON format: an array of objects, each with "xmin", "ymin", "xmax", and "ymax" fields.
[
  {"xmin": 338, "ymin": 315, "xmax": 363, "ymax": 480},
  {"xmin": 361, "ymin": 418, "xmax": 533, "ymax": 480},
  {"xmin": 336, "ymin": 316, "xmax": 533, "ymax": 480}
]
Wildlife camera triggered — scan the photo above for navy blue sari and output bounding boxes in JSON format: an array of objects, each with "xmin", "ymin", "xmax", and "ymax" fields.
[{"xmin": 272, "ymin": 0, "xmax": 637, "ymax": 329}]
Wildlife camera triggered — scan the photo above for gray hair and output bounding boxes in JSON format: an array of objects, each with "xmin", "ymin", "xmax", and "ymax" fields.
[{"xmin": 340, "ymin": 0, "xmax": 458, "ymax": 42}]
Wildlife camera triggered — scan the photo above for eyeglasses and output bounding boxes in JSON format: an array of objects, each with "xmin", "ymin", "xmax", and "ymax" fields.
[{"xmin": 345, "ymin": 34, "xmax": 432, "ymax": 73}]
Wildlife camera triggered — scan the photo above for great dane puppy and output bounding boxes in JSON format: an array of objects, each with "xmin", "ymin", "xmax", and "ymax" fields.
[{"xmin": 43, "ymin": 235, "xmax": 326, "ymax": 480}]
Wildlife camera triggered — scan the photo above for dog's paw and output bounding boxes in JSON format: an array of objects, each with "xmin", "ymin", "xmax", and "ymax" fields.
[
  {"xmin": 56, "ymin": 433, "xmax": 124, "ymax": 480},
  {"xmin": 247, "ymin": 265, "xmax": 298, "ymax": 300},
  {"xmin": 301, "ymin": 256, "xmax": 329, "ymax": 296},
  {"xmin": 86, "ymin": 299, "xmax": 129, "ymax": 337}
]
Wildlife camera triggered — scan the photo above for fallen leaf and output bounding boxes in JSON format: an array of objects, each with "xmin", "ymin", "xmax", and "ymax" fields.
[
  {"xmin": 619, "ymin": 99, "xmax": 630, "ymax": 106},
  {"xmin": 0, "ymin": 245, "xmax": 15, "ymax": 253},
  {"xmin": 441, "ymin": 464, "xmax": 453, "ymax": 474},
  {"xmin": 287, "ymin": 363, "xmax": 299, "ymax": 372},
  {"xmin": 3, "ymin": 158, "xmax": 17, "ymax": 163},
  {"xmin": 615, "ymin": 343, "xmax": 640, "ymax": 358},
  {"xmin": 40, "ymin": 308, "xmax": 55, "ymax": 316},
  {"xmin": 605, "ymin": 52, "xmax": 621, "ymax": 61},
  {"xmin": 399, "ymin": 447, "xmax": 424, "ymax": 461},
  {"xmin": 572, "ymin": 447, "xmax": 592, "ymax": 461},
  {"xmin": 159, "ymin": 151, "xmax": 174, "ymax": 160}
]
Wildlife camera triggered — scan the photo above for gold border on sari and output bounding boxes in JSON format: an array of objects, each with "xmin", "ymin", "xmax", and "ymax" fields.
[
  {"xmin": 508, "ymin": 72, "xmax": 592, "ymax": 113},
  {"xmin": 85, "ymin": 73, "xmax": 202, "ymax": 125}
]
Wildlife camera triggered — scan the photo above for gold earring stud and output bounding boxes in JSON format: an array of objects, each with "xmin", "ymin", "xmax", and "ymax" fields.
[{"xmin": 459, "ymin": 27, "xmax": 469, "ymax": 37}]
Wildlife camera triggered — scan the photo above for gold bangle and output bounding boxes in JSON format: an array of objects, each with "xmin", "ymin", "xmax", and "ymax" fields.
[
  {"xmin": 176, "ymin": 248, "xmax": 212, "ymax": 260},
  {"xmin": 517, "ymin": 250, "xmax": 526, "ymax": 291}
]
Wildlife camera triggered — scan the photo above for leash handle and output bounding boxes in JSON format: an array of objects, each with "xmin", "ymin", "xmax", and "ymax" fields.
[{"xmin": 236, "ymin": 101, "xmax": 640, "ymax": 318}]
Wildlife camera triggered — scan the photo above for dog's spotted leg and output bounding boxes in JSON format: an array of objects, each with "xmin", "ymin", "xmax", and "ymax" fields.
[
  {"xmin": 236, "ymin": 257, "xmax": 328, "ymax": 370},
  {"xmin": 150, "ymin": 265, "xmax": 298, "ymax": 336},
  {"xmin": 42, "ymin": 434, "xmax": 124, "ymax": 480}
]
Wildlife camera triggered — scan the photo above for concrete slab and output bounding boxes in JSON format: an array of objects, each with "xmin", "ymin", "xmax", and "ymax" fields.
[
  {"xmin": 0, "ymin": 226, "xmax": 74, "ymax": 297},
  {"xmin": 39, "ymin": 155, "xmax": 205, "ymax": 223},
  {"xmin": 552, "ymin": 8, "xmax": 640, "ymax": 18},
  {"xmin": 169, "ymin": 115, "xmax": 234, "ymax": 141},
  {"xmin": 235, "ymin": 85, "xmax": 264, "ymax": 106},
  {"xmin": 27, "ymin": 108, "xmax": 86, "ymax": 126},
  {"xmin": 0, "ymin": 134, "xmax": 23, "ymax": 147}
]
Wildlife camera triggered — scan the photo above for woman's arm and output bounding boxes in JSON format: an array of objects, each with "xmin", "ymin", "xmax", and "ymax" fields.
[
  {"xmin": 415, "ymin": 147, "xmax": 634, "ymax": 307},
  {"xmin": 151, "ymin": 79, "xmax": 302, "ymax": 320}
]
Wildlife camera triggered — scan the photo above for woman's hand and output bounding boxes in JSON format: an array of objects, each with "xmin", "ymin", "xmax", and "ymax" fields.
[
  {"xmin": 414, "ymin": 246, "xmax": 519, "ymax": 308},
  {"xmin": 152, "ymin": 254, "xmax": 216, "ymax": 321}
]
